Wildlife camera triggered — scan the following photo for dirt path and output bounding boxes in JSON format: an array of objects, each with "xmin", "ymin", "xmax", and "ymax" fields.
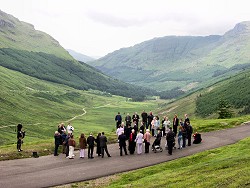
[{"xmin": 0, "ymin": 123, "xmax": 249, "ymax": 188}]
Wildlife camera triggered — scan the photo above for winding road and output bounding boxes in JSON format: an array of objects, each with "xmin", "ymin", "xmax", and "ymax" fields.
[{"xmin": 0, "ymin": 123, "xmax": 249, "ymax": 188}]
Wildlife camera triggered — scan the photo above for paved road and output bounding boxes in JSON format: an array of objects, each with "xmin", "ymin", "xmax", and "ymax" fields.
[{"xmin": 0, "ymin": 123, "xmax": 249, "ymax": 188}]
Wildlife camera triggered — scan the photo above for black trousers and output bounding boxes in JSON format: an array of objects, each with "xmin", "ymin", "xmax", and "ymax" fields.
[
  {"xmin": 54, "ymin": 144, "xmax": 59, "ymax": 156},
  {"xmin": 88, "ymin": 146, "xmax": 94, "ymax": 158},
  {"xmin": 187, "ymin": 134, "xmax": 192, "ymax": 146},
  {"xmin": 101, "ymin": 146, "xmax": 111, "ymax": 157},
  {"xmin": 145, "ymin": 141, "xmax": 150, "ymax": 153},
  {"xmin": 167, "ymin": 141, "xmax": 174, "ymax": 155},
  {"xmin": 182, "ymin": 134, "xmax": 186, "ymax": 148},
  {"xmin": 120, "ymin": 145, "xmax": 127, "ymax": 156}
]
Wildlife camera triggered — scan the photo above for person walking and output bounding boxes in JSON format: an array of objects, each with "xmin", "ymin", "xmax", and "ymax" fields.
[
  {"xmin": 135, "ymin": 130, "xmax": 144, "ymax": 154},
  {"xmin": 118, "ymin": 131, "xmax": 128, "ymax": 156},
  {"xmin": 68, "ymin": 135, "xmax": 76, "ymax": 159},
  {"xmin": 99, "ymin": 132, "xmax": 111, "ymax": 158},
  {"xmin": 166, "ymin": 127, "xmax": 175, "ymax": 155},
  {"xmin": 79, "ymin": 133, "xmax": 87, "ymax": 158},
  {"xmin": 87, "ymin": 133, "xmax": 95, "ymax": 159},
  {"xmin": 144, "ymin": 129, "xmax": 151, "ymax": 153}
]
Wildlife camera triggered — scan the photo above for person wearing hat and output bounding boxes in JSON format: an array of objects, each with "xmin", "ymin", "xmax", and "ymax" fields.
[
  {"xmin": 166, "ymin": 127, "xmax": 175, "ymax": 155},
  {"xmin": 144, "ymin": 129, "xmax": 151, "ymax": 153}
]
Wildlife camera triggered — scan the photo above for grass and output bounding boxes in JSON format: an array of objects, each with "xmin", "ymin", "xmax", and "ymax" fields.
[{"xmin": 65, "ymin": 137, "xmax": 250, "ymax": 188}]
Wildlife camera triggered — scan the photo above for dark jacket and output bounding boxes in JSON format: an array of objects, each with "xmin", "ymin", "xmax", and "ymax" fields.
[
  {"xmin": 118, "ymin": 134, "xmax": 127, "ymax": 147},
  {"xmin": 54, "ymin": 134, "xmax": 61, "ymax": 145},
  {"xmin": 147, "ymin": 114, "xmax": 154, "ymax": 124},
  {"xmin": 166, "ymin": 130, "xmax": 175, "ymax": 142},
  {"xmin": 87, "ymin": 135, "xmax": 95, "ymax": 147},
  {"xmin": 99, "ymin": 135, "xmax": 108, "ymax": 147},
  {"xmin": 141, "ymin": 112, "xmax": 148, "ymax": 122}
]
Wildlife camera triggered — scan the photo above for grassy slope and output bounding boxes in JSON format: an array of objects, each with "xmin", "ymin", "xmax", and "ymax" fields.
[
  {"xmin": 0, "ymin": 65, "xmax": 158, "ymax": 159},
  {"xmin": 68, "ymin": 137, "xmax": 250, "ymax": 188},
  {"xmin": 0, "ymin": 10, "xmax": 73, "ymax": 60},
  {"xmin": 88, "ymin": 22, "xmax": 250, "ymax": 92},
  {"xmin": 0, "ymin": 10, "xmax": 155, "ymax": 99},
  {"xmin": 196, "ymin": 69, "xmax": 250, "ymax": 117}
]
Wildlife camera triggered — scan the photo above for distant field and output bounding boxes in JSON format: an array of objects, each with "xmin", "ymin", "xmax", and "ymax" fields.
[{"xmin": 68, "ymin": 137, "xmax": 250, "ymax": 188}]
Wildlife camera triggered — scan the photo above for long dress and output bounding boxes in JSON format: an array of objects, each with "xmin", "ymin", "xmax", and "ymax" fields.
[
  {"xmin": 95, "ymin": 135, "xmax": 101, "ymax": 156},
  {"xmin": 128, "ymin": 133, "xmax": 136, "ymax": 154}
]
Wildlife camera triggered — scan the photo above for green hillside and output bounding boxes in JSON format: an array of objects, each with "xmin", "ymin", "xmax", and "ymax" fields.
[
  {"xmin": 0, "ymin": 10, "xmax": 155, "ymax": 99},
  {"xmin": 88, "ymin": 22, "xmax": 250, "ymax": 92},
  {"xmin": 196, "ymin": 69, "xmax": 250, "ymax": 117},
  {"xmin": 0, "ymin": 65, "xmax": 158, "ymax": 146}
]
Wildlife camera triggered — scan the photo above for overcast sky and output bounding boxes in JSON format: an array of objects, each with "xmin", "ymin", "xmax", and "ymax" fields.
[{"xmin": 1, "ymin": 0, "xmax": 250, "ymax": 57}]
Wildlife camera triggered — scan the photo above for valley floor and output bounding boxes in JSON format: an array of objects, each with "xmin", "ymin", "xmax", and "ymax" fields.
[{"xmin": 0, "ymin": 123, "xmax": 249, "ymax": 188}]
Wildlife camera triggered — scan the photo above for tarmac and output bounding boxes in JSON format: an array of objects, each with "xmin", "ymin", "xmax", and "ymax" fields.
[{"xmin": 0, "ymin": 123, "xmax": 249, "ymax": 188}]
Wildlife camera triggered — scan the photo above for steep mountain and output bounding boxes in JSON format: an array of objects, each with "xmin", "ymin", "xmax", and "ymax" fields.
[
  {"xmin": 66, "ymin": 49, "xmax": 96, "ymax": 62},
  {"xmin": 88, "ymin": 21, "xmax": 250, "ymax": 91},
  {"xmin": 0, "ymin": 10, "xmax": 155, "ymax": 99}
]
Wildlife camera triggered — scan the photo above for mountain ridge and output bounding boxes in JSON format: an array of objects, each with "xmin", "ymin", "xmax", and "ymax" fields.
[{"xmin": 88, "ymin": 21, "xmax": 250, "ymax": 91}]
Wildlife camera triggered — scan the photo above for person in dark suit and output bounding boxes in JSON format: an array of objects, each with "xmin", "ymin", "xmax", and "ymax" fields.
[
  {"xmin": 99, "ymin": 132, "xmax": 111, "ymax": 158},
  {"xmin": 141, "ymin": 110, "xmax": 148, "ymax": 127},
  {"xmin": 147, "ymin": 112, "xmax": 154, "ymax": 130},
  {"xmin": 125, "ymin": 113, "xmax": 132, "ymax": 127},
  {"xmin": 115, "ymin": 112, "xmax": 122, "ymax": 129},
  {"xmin": 118, "ymin": 131, "xmax": 128, "ymax": 156},
  {"xmin": 132, "ymin": 112, "xmax": 140, "ymax": 126},
  {"xmin": 166, "ymin": 127, "xmax": 175, "ymax": 155},
  {"xmin": 184, "ymin": 114, "xmax": 190, "ymax": 126},
  {"xmin": 87, "ymin": 133, "xmax": 95, "ymax": 159},
  {"xmin": 172, "ymin": 114, "xmax": 179, "ymax": 136}
]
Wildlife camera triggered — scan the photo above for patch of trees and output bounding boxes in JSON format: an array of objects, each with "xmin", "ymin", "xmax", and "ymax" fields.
[
  {"xmin": 196, "ymin": 71, "xmax": 250, "ymax": 117},
  {"xmin": 159, "ymin": 88, "xmax": 185, "ymax": 99},
  {"xmin": 0, "ymin": 48, "xmax": 157, "ymax": 99}
]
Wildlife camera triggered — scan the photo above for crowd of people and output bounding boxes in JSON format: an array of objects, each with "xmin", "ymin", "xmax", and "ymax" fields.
[
  {"xmin": 54, "ymin": 122, "xmax": 111, "ymax": 159},
  {"xmin": 53, "ymin": 111, "xmax": 201, "ymax": 159},
  {"xmin": 115, "ymin": 112, "xmax": 200, "ymax": 155}
]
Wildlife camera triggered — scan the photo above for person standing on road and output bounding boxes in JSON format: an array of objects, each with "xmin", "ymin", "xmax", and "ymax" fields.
[
  {"xmin": 87, "ymin": 133, "xmax": 95, "ymax": 159},
  {"xmin": 177, "ymin": 126, "xmax": 183, "ymax": 149},
  {"xmin": 125, "ymin": 113, "xmax": 132, "ymax": 127},
  {"xmin": 68, "ymin": 135, "xmax": 76, "ymax": 159},
  {"xmin": 187, "ymin": 121, "xmax": 193, "ymax": 146},
  {"xmin": 95, "ymin": 133, "xmax": 102, "ymax": 156},
  {"xmin": 79, "ymin": 133, "xmax": 87, "ymax": 158},
  {"xmin": 115, "ymin": 112, "xmax": 122, "ymax": 129},
  {"xmin": 141, "ymin": 110, "xmax": 148, "ymax": 128},
  {"xmin": 54, "ymin": 131, "xmax": 61, "ymax": 156},
  {"xmin": 118, "ymin": 131, "xmax": 128, "ymax": 156},
  {"xmin": 166, "ymin": 127, "xmax": 175, "ymax": 155},
  {"xmin": 17, "ymin": 123, "xmax": 25, "ymax": 152},
  {"xmin": 147, "ymin": 112, "xmax": 154, "ymax": 130},
  {"xmin": 132, "ymin": 112, "xmax": 140, "ymax": 126},
  {"xmin": 135, "ymin": 130, "xmax": 144, "ymax": 155},
  {"xmin": 173, "ymin": 114, "xmax": 179, "ymax": 136},
  {"xmin": 144, "ymin": 129, "xmax": 151, "ymax": 153},
  {"xmin": 128, "ymin": 129, "xmax": 136, "ymax": 154},
  {"xmin": 99, "ymin": 132, "xmax": 111, "ymax": 158}
]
